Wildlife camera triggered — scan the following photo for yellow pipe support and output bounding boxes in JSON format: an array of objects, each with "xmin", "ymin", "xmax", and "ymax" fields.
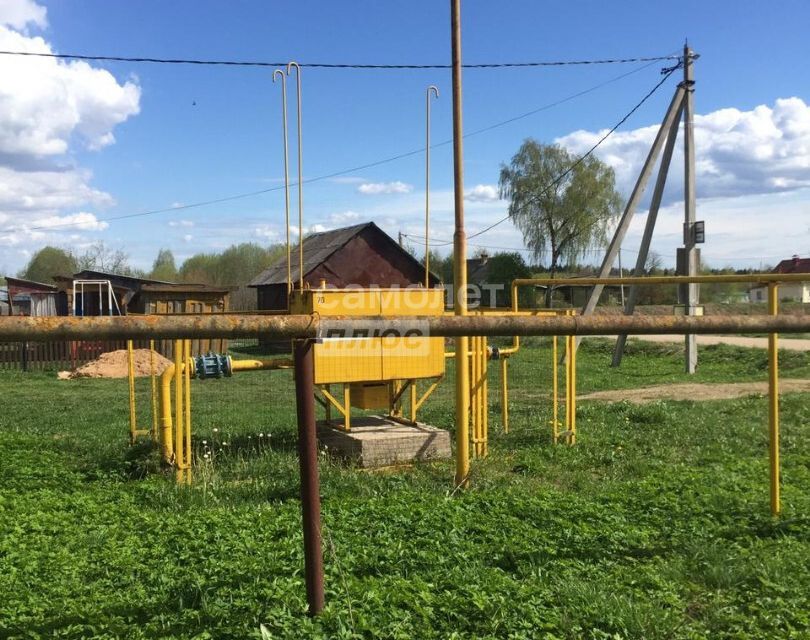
[
  {"xmin": 414, "ymin": 378, "xmax": 442, "ymax": 413},
  {"xmin": 469, "ymin": 338, "xmax": 476, "ymax": 455},
  {"xmin": 127, "ymin": 339, "xmax": 137, "ymax": 445},
  {"xmin": 160, "ymin": 363, "xmax": 175, "ymax": 464},
  {"xmin": 150, "ymin": 339, "xmax": 158, "ymax": 443},
  {"xmin": 410, "ymin": 382, "xmax": 418, "ymax": 423},
  {"xmin": 183, "ymin": 341, "xmax": 192, "ymax": 484},
  {"xmin": 474, "ymin": 336, "xmax": 482, "ymax": 457},
  {"xmin": 768, "ymin": 283, "xmax": 780, "ymax": 516},
  {"xmin": 565, "ymin": 335, "xmax": 572, "ymax": 445},
  {"xmin": 174, "ymin": 340, "xmax": 184, "ymax": 483},
  {"xmin": 570, "ymin": 331, "xmax": 577, "ymax": 446},
  {"xmin": 482, "ymin": 336, "xmax": 488, "ymax": 457},
  {"xmin": 343, "ymin": 384, "xmax": 351, "ymax": 432},
  {"xmin": 552, "ymin": 336, "xmax": 559, "ymax": 443},
  {"xmin": 157, "ymin": 353, "xmax": 294, "ymax": 472},
  {"xmin": 501, "ymin": 356, "xmax": 509, "ymax": 433}
]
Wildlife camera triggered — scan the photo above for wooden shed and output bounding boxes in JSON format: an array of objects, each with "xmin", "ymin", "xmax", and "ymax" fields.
[
  {"xmin": 3, "ymin": 277, "xmax": 63, "ymax": 316},
  {"xmin": 249, "ymin": 221, "xmax": 441, "ymax": 311},
  {"xmin": 51, "ymin": 270, "xmax": 232, "ymax": 317}
]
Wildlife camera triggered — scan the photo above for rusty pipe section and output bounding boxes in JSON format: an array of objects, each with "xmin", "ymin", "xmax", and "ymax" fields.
[
  {"xmin": 0, "ymin": 314, "xmax": 318, "ymax": 341},
  {"xmin": 3, "ymin": 313, "xmax": 810, "ymax": 341}
]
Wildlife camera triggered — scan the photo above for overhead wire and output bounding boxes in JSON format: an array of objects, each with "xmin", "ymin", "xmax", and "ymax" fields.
[
  {"xmin": 0, "ymin": 50, "xmax": 679, "ymax": 69},
  {"xmin": 450, "ymin": 59, "xmax": 683, "ymax": 244},
  {"xmin": 0, "ymin": 58, "xmax": 672, "ymax": 235}
]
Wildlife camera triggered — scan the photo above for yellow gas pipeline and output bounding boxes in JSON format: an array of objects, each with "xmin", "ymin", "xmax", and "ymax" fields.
[{"xmin": 158, "ymin": 352, "xmax": 293, "ymax": 469}]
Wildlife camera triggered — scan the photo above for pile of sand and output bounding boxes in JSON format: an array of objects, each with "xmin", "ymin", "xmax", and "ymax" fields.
[{"xmin": 60, "ymin": 349, "xmax": 173, "ymax": 379}]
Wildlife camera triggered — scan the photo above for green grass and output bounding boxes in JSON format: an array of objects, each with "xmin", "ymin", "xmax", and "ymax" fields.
[{"xmin": 1, "ymin": 340, "xmax": 809, "ymax": 638}]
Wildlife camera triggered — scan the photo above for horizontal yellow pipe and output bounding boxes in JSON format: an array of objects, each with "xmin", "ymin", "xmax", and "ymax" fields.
[
  {"xmin": 231, "ymin": 358, "xmax": 293, "ymax": 372},
  {"xmin": 513, "ymin": 272, "xmax": 810, "ymax": 289}
]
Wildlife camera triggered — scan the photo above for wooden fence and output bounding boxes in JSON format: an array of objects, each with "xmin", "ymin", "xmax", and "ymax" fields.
[{"xmin": 0, "ymin": 338, "xmax": 229, "ymax": 372}]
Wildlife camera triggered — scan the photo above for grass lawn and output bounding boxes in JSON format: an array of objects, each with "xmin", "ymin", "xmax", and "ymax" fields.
[{"xmin": 1, "ymin": 339, "xmax": 809, "ymax": 639}]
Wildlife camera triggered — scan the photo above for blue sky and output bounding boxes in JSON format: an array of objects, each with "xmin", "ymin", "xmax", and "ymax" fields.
[{"xmin": 1, "ymin": 0, "xmax": 809, "ymax": 275}]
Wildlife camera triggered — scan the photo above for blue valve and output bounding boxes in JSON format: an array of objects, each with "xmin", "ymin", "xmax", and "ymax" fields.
[{"xmin": 195, "ymin": 353, "xmax": 233, "ymax": 379}]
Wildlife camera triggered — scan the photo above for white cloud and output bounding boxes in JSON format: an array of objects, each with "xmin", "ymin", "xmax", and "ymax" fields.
[
  {"xmin": 357, "ymin": 181, "xmax": 413, "ymax": 195},
  {"xmin": 0, "ymin": 27, "xmax": 140, "ymax": 156},
  {"xmin": 465, "ymin": 184, "xmax": 500, "ymax": 203},
  {"xmin": 183, "ymin": 234, "xmax": 193, "ymax": 243},
  {"xmin": 0, "ymin": 0, "xmax": 47, "ymax": 30},
  {"xmin": 556, "ymin": 97, "xmax": 810, "ymax": 203},
  {"xmin": 254, "ymin": 224, "xmax": 279, "ymax": 240},
  {"xmin": 168, "ymin": 219, "xmax": 194, "ymax": 228},
  {"xmin": 289, "ymin": 223, "xmax": 329, "ymax": 236},
  {"xmin": 329, "ymin": 210, "xmax": 362, "ymax": 224},
  {"xmin": 0, "ymin": 211, "xmax": 109, "ymax": 247},
  {"xmin": 0, "ymin": 2, "xmax": 140, "ymax": 271}
]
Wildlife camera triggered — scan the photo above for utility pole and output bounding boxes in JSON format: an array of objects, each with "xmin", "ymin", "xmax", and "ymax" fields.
[
  {"xmin": 451, "ymin": 0, "xmax": 470, "ymax": 488},
  {"xmin": 612, "ymin": 96, "xmax": 684, "ymax": 366},
  {"xmin": 576, "ymin": 85, "xmax": 686, "ymax": 341},
  {"xmin": 398, "ymin": 231, "xmax": 403, "ymax": 247},
  {"xmin": 680, "ymin": 44, "xmax": 699, "ymax": 374}
]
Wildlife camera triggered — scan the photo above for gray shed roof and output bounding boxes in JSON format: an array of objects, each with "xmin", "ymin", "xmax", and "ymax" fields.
[{"xmin": 250, "ymin": 221, "xmax": 408, "ymax": 287}]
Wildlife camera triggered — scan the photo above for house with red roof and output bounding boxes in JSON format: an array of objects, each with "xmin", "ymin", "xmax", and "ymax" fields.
[{"xmin": 749, "ymin": 255, "xmax": 810, "ymax": 303}]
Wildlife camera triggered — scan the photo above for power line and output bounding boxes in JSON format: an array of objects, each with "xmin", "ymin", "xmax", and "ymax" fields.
[
  {"xmin": 0, "ymin": 60, "xmax": 668, "ymax": 235},
  {"xmin": 0, "ymin": 50, "xmax": 679, "ymax": 70},
  {"xmin": 401, "ymin": 232, "xmax": 640, "ymax": 255},
  {"xmin": 462, "ymin": 60, "xmax": 682, "ymax": 241}
]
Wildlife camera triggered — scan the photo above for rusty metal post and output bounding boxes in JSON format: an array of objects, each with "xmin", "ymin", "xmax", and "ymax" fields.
[
  {"xmin": 451, "ymin": 0, "xmax": 471, "ymax": 488},
  {"xmin": 293, "ymin": 338, "xmax": 324, "ymax": 615}
]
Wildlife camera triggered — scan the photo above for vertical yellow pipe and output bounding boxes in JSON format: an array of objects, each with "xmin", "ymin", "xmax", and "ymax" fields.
[
  {"xmin": 127, "ymin": 339, "xmax": 136, "ymax": 444},
  {"xmin": 174, "ymin": 340, "xmax": 184, "ymax": 483},
  {"xmin": 470, "ymin": 336, "xmax": 478, "ymax": 457},
  {"xmin": 160, "ymin": 364, "xmax": 174, "ymax": 464},
  {"xmin": 768, "ymin": 283, "xmax": 780, "ymax": 516},
  {"xmin": 500, "ymin": 357, "xmax": 508, "ymax": 433},
  {"xmin": 410, "ymin": 382, "xmax": 418, "ymax": 423},
  {"xmin": 565, "ymin": 335, "xmax": 572, "ymax": 445},
  {"xmin": 475, "ymin": 336, "xmax": 484, "ymax": 458},
  {"xmin": 552, "ymin": 335, "xmax": 558, "ymax": 443},
  {"xmin": 482, "ymin": 338, "xmax": 488, "ymax": 457},
  {"xmin": 149, "ymin": 339, "xmax": 158, "ymax": 443},
  {"xmin": 570, "ymin": 332, "xmax": 577, "ymax": 446},
  {"xmin": 343, "ymin": 384, "xmax": 351, "ymax": 432},
  {"xmin": 511, "ymin": 282, "xmax": 520, "ymax": 353},
  {"xmin": 476, "ymin": 337, "xmax": 482, "ymax": 457},
  {"xmin": 184, "ymin": 340, "xmax": 192, "ymax": 484}
]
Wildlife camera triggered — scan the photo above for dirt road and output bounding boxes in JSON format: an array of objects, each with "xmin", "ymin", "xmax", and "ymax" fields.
[
  {"xmin": 579, "ymin": 379, "xmax": 810, "ymax": 404},
  {"xmin": 598, "ymin": 335, "xmax": 810, "ymax": 351}
]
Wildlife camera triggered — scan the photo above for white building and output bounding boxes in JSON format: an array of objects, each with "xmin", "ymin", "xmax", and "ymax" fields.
[{"xmin": 749, "ymin": 256, "xmax": 810, "ymax": 303}]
